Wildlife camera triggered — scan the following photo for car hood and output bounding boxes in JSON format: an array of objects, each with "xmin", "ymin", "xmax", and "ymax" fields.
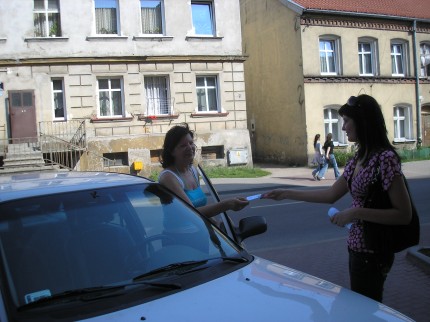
[{"xmin": 82, "ymin": 257, "xmax": 412, "ymax": 322}]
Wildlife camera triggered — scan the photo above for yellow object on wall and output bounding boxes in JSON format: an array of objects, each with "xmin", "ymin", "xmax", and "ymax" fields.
[{"xmin": 133, "ymin": 161, "xmax": 143, "ymax": 171}]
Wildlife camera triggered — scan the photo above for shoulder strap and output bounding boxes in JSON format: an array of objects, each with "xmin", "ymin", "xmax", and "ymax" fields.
[
  {"xmin": 158, "ymin": 169, "xmax": 185, "ymax": 189},
  {"xmin": 189, "ymin": 165, "xmax": 200, "ymax": 187}
]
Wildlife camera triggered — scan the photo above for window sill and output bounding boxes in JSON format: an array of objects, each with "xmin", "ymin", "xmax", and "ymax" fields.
[
  {"xmin": 190, "ymin": 112, "xmax": 229, "ymax": 118},
  {"xmin": 133, "ymin": 36, "xmax": 173, "ymax": 41},
  {"xmin": 185, "ymin": 36, "xmax": 223, "ymax": 41},
  {"xmin": 25, "ymin": 37, "xmax": 69, "ymax": 42},
  {"xmin": 91, "ymin": 117, "xmax": 133, "ymax": 123},
  {"xmin": 137, "ymin": 114, "xmax": 179, "ymax": 121},
  {"xmin": 86, "ymin": 36, "xmax": 128, "ymax": 41},
  {"xmin": 393, "ymin": 139, "xmax": 416, "ymax": 144}
]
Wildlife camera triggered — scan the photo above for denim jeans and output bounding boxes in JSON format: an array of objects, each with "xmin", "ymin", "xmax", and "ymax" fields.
[
  {"xmin": 318, "ymin": 154, "xmax": 340, "ymax": 179},
  {"xmin": 348, "ymin": 249, "xmax": 394, "ymax": 302}
]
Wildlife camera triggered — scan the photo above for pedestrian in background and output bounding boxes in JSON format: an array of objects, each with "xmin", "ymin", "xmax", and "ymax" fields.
[
  {"xmin": 318, "ymin": 133, "xmax": 340, "ymax": 180},
  {"xmin": 262, "ymin": 94, "xmax": 412, "ymax": 302},
  {"xmin": 312, "ymin": 134, "xmax": 324, "ymax": 180}
]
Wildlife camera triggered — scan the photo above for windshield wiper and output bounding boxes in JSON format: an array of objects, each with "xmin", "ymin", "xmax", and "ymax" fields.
[
  {"xmin": 133, "ymin": 256, "xmax": 249, "ymax": 281},
  {"xmin": 133, "ymin": 260, "xmax": 209, "ymax": 281},
  {"xmin": 18, "ymin": 281, "xmax": 181, "ymax": 311}
]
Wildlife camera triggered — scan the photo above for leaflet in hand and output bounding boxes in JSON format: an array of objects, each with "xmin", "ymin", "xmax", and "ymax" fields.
[
  {"xmin": 246, "ymin": 194, "xmax": 262, "ymax": 201},
  {"xmin": 328, "ymin": 207, "xmax": 352, "ymax": 229}
]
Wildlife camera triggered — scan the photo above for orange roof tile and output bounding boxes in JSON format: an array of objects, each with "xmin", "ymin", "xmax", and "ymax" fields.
[{"xmin": 292, "ymin": 0, "xmax": 430, "ymax": 20}]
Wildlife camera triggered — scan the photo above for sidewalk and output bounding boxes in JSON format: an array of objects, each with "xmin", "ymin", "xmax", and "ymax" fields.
[{"xmin": 211, "ymin": 160, "xmax": 430, "ymax": 322}]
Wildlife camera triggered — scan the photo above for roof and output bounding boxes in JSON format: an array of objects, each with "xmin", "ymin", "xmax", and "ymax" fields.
[
  {"xmin": 0, "ymin": 171, "xmax": 151, "ymax": 202},
  {"xmin": 291, "ymin": 0, "xmax": 430, "ymax": 20}
]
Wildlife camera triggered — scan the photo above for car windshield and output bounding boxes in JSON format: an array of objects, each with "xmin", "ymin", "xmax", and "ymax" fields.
[{"xmin": 0, "ymin": 183, "xmax": 242, "ymax": 308}]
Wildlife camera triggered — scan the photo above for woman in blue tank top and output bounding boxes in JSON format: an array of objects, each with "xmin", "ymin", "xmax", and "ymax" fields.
[{"xmin": 158, "ymin": 123, "xmax": 249, "ymax": 218}]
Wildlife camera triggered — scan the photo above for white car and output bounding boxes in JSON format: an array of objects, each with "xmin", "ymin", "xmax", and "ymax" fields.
[{"xmin": 0, "ymin": 170, "xmax": 413, "ymax": 321}]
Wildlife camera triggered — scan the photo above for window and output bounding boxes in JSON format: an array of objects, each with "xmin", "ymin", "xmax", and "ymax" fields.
[
  {"xmin": 191, "ymin": 1, "xmax": 215, "ymax": 36},
  {"xmin": 319, "ymin": 37, "xmax": 340, "ymax": 75},
  {"xmin": 97, "ymin": 78, "xmax": 123, "ymax": 117},
  {"xmin": 52, "ymin": 79, "xmax": 66, "ymax": 120},
  {"xmin": 196, "ymin": 76, "xmax": 219, "ymax": 112},
  {"xmin": 95, "ymin": 0, "xmax": 118, "ymax": 34},
  {"xmin": 393, "ymin": 106, "xmax": 412, "ymax": 141},
  {"xmin": 140, "ymin": 0, "xmax": 164, "ymax": 34},
  {"xmin": 33, "ymin": 0, "xmax": 61, "ymax": 37},
  {"xmin": 103, "ymin": 152, "xmax": 128, "ymax": 167},
  {"xmin": 201, "ymin": 146, "xmax": 224, "ymax": 160},
  {"xmin": 391, "ymin": 41, "xmax": 407, "ymax": 76},
  {"xmin": 144, "ymin": 76, "xmax": 172, "ymax": 115},
  {"xmin": 324, "ymin": 108, "xmax": 346, "ymax": 144},
  {"xmin": 358, "ymin": 38, "xmax": 378, "ymax": 76},
  {"xmin": 420, "ymin": 43, "xmax": 430, "ymax": 77}
]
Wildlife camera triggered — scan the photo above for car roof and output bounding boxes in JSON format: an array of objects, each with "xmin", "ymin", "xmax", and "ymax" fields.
[{"xmin": 0, "ymin": 171, "xmax": 152, "ymax": 202}]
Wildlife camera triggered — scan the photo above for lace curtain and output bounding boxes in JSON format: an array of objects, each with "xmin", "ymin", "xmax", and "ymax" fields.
[
  {"xmin": 145, "ymin": 77, "xmax": 169, "ymax": 115},
  {"xmin": 95, "ymin": 8, "xmax": 117, "ymax": 34},
  {"xmin": 141, "ymin": 6, "xmax": 162, "ymax": 34}
]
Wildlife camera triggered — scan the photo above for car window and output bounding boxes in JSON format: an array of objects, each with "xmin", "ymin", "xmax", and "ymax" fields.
[
  {"xmin": 196, "ymin": 165, "xmax": 236, "ymax": 239},
  {"xmin": 0, "ymin": 183, "xmax": 241, "ymax": 310}
]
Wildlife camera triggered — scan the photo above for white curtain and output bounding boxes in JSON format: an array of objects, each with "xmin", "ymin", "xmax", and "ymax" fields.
[
  {"xmin": 141, "ymin": 6, "xmax": 162, "ymax": 34},
  {"xmin": 145, "ymin": 77, "xmax": 168, "ymax": 115},
  {"xmin": 95, "ymin": 8, "xmax": 117, "ymax": 34}
]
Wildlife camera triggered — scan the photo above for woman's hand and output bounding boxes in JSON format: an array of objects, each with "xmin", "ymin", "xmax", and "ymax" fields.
[
  {"xmin": 261, "ymin": 189, "xmax": 288, "ymax": 201},
  {"xmin": 330, "ymin": 208, "xmax": 354, "ymax": 227},
  {"xmin": 227, "ymin": 197, "xmax": 249, "ymax": 211}
]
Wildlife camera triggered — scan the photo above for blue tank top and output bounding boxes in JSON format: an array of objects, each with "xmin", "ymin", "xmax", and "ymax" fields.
[{"xmin": 159, "ymin": 166, "xmax": 207, "ymax": 208}]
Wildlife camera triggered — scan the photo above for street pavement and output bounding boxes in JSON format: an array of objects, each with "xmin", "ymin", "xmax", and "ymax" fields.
[{"xmin": 211, "ymin": 160, "xmax": 430, "ymax": 322}]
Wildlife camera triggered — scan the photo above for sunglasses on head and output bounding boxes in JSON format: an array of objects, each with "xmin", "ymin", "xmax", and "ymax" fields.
[{"xmin": 346, "ymin": 96, "xmax": 359, "ymax": 107}]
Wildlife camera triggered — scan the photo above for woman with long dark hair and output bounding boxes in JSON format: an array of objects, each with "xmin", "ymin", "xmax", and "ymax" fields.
[
  {"xmin": 311, "ymin": 134, "xmax": 324, "ymax": 180},
  {"xmin": 262, "ymin": 94, "xmax": 412, "ymax": 302}
]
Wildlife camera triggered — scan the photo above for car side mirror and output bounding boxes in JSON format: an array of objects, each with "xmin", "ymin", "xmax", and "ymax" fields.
[{"xmin": 235, "ymin": 216, "xmax": 267, "ymax": 243}]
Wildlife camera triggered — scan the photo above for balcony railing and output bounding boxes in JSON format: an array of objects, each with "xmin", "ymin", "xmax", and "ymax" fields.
[{"xmin": 146, "ymin": 97, "xmax": 175, "ymax": 116}]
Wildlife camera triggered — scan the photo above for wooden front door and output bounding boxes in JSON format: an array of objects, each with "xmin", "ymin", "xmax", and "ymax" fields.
[{"xmin": 9, "ymin": 90, "xmax": 37, "ymax": 141}]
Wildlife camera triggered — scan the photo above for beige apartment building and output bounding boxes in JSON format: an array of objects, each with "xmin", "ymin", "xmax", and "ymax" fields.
[
  {"xmin": 240, "ymin": 0, "xmax": 430, "ymax": 166},
  {"xmin": 0, "ymin": 0, "xmax": 251, "ymax": 175}
]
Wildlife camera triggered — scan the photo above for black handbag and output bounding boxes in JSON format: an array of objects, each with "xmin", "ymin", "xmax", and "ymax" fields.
[{"xmin": 362, "ymin": 167, "xmax": 420, "ymax": 254}]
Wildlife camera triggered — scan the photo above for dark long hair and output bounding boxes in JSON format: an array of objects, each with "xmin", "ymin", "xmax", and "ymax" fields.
[
  {"xmin": 338, "ymin": 94, "xmax": 399, "ymax": 162},
  {"xmin": 160, "ymin": 123, "xmax": 194, "ymax": 168},
  {"xmin": 313, "ymin": 134, "xmax": 320, "ymax": 148}
]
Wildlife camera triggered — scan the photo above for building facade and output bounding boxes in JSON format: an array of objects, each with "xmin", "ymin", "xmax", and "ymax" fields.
[
  {"xmin": 0, "ymin": 0, "xmax": 251, "ymax": 174},
  {"xmin": 240, "ymin": 0, "xmax": 430, "ymax": 166}
]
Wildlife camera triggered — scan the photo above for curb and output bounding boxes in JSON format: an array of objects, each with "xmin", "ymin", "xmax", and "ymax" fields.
[{"xmin": 406, "ymin": 246, "xmax": 430, "ymax": 274}]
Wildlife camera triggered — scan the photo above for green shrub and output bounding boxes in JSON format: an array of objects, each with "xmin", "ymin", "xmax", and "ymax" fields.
[{"xmin": 334, "ymin": 150, "xmax": 355, "ymax": 167}]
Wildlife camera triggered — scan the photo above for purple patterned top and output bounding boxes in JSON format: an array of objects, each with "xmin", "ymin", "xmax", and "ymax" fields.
[{"xmin": 343, "ymin": 150, "xmax": 402, "ymax": 252}]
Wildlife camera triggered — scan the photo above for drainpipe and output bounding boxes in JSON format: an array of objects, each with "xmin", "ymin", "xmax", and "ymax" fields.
[{"xmin": 412, "ymin": 20, "xmax": 422, "ymax": 147}]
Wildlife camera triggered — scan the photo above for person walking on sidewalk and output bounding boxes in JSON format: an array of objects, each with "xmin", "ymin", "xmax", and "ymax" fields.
[
  {"xmin": 262, "ymin": 94, "xmax": 412, "ymax": 303},
  {"xmin": 317, "ymin": 133, "xmax": 340, "ymax": 180},
  {"xmin": 312, "ymin": 134, "xmax": 324, "ymax": 180}
]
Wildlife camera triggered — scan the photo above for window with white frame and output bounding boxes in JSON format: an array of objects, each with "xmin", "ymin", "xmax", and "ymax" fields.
[
  {"xmin": 391, "ymin": 40, "xmax": 407, "ymax": 76},
  {"xmin": 95, "ymin": 0, "xmax": 118, "ymax": 34},
  {"xmin": 196, "ymin": 76, "xmax": 219, "ymax": 112},
  {"xmin": 324, "ymin": 108, "xmax": 346, "ymax": 144},
  {"xmin": 191, "ymin": 1, "xmax": 215, "ymax": 36},
  {"xmin": 52, "ymin": 79, "xmax": 66, "ymax": 120},
  {"xmin": 34, "ymin": 0, "xmax": 61, "ymax": 37},
  {"xmin": 420, "ymin": 43, "xmax": 430, "ymax": 77},
  {"xmin": 144, "ymin": 76, "xmax": 172, "ymax": 115},
  {"xmin": 97, "ymin": 78, "xmax": 123, "ymax": 117},
  {"xmin": 393, "ymin": 105, "xmax": 412, "ymax": 141},
  {"xmin": 358, "ymin": 38, "xmax": 378, "ymax": 76},
  {"xmin": 141, "ymin": 0, "xmax": 164, "ymax": 34},
  {"xmin": 319, "ymin": 37, "xmax": 340, "ymax": 75}
]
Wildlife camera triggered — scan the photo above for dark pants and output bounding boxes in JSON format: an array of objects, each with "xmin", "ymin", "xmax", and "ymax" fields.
[{"xmin": 348, "ymin": 249, "xmax": 394, "ymax": 302}]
